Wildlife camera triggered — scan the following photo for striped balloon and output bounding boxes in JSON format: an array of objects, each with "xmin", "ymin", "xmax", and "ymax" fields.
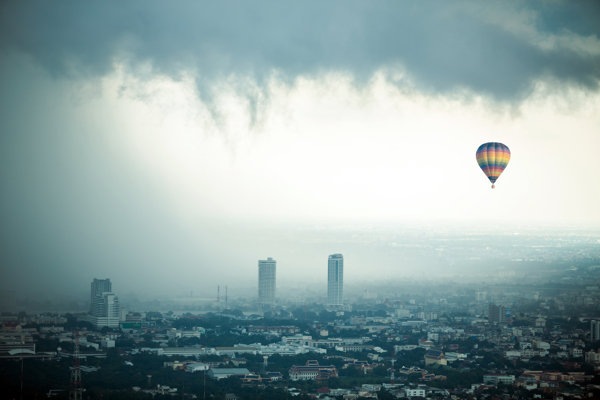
[{"xmin": 476, "ymin": 142, "xmax": 511, "ymax": 188}]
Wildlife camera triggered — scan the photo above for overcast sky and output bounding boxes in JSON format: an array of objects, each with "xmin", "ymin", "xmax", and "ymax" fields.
[{"xmin": 1, "ymin": 1, "xmax": 599, "ymax": 300}]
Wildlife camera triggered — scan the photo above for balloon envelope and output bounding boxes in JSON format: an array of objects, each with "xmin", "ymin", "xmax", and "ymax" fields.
[{"xmin": 476, "ymin": 142, "xmax": 510, "ymax": 187}]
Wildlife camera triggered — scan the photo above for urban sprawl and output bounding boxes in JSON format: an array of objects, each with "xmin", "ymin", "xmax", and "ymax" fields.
[{"xmin": 3, "ymin": 249, "xmax": 600, "ymax": 399}]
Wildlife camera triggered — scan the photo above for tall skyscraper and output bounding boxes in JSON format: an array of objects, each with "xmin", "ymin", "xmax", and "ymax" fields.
[
  {"xmin": 327, "ymin": 254, "xmax": 343, "ymax": 307},
  {"xmin": 258, "ymin": 258, "xmax": 276, "ymax": 308},
  {"xmin": 88, "ymin": 278, "xmax": 119, "ymax": 328},
  {"xmin": 90, "ymin": 292, "xmax": 120, "ymax": 328},
  {"xmin": 90, "ymin": 278, "xmax": 112, "ymax": 311}
]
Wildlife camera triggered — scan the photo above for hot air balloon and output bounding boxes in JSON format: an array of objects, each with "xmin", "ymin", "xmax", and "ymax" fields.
[{"xmin": 476, "ymin": 142, "xmax": 510, "ymax": 189}]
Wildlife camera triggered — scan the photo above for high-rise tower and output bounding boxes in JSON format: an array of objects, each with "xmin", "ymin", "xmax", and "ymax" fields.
[
  {"xmin": 90, "ymin": 279, "xmax": 111, "ymax": 311},
  {"xmin": 88, "ymin": 278, "xmax": 119, "ymax": 328},
  {"xmin": 327, "ymin": 254, "xmax": 343, "ymax": 307},
  {"xmin": 258, "ymin": 258, "xmax": 276, "ymax": 308},
  {"xmin": 90, "ymin": 292, "xmax": 120, "ymax": 328}
]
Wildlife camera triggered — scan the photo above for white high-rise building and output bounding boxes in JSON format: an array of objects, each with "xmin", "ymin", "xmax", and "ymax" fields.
[
  {"xmin": 258, "ymin": 258, "xmax": 276, "ymax": 308},
  {"xmin": 90, "ymin": 278, "xmax": 112, "ymax": 311},
  {"xmin": 327, "ymin": 254, "xmax": 343, "ymax": 307},
  {"xmin": 87, "ymin": 278, "xmax": 119, "ymax": 328},
  {"xmin": 89, "ymin": 292, "xmax": 120, "ymax": 329}
]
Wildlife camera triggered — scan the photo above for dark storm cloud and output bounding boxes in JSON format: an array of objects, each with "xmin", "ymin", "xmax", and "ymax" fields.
[
  {"xmin": 0, "ymin": 56, "xmax": 249, "ymax": 298},
  {"xmin": 1, "ymin": 1, "xmax": 600, "ymax": 302},
  {"xmin": 1, "ymin": 1, "xmax": 599, "ymax": 103}
]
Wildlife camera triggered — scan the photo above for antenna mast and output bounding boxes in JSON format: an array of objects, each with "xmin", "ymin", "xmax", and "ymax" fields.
[
  {"xmin": 390, "ymin": 350, "xmax": 395, "ymax": 386},
  {"xmin": 217, "ymin": 286, "xmax": 221, "ymax": 313},
  {"xmin": 69, "ymin": 321, "xmax": 83, "ymax": 400}
]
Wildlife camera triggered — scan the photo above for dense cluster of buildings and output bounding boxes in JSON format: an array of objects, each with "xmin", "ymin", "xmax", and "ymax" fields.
[{"xmin": 3, "ymin": 255, "xmax": 600, "ymax": 399}]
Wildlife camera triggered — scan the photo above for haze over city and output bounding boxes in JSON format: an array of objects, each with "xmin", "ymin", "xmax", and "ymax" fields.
[
  {"xmin": 0, "ymin": 2, "xmax": 600, "ymax": 399},
  {"xmin": 1, "ymin": 1, "xmax": 599, "ymax": 303}
]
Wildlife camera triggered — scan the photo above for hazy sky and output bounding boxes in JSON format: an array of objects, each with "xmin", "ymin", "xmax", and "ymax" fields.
[{"xmin": 1, "ymin": 1, "xmax": 599, "ymax": 300}]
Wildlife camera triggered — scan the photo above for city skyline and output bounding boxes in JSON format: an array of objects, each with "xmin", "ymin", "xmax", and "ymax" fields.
[
  {"xmin": 0, "ymin": 1, "xmax": 599, "ymax": 308},
  {"xmin": 1, "ymin": 221, "xmax": 598, "ymax": 305},
  {"xmin": 3, "ymin": 267, "xmax": 600, "ymax": 399},
  {"xmin": 0, "ymin": 2, "xmax": 599, "ymax": 397}
]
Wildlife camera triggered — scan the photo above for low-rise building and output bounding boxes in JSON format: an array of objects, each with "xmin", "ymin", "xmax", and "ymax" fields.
[
  {"xmin": 394, "ymin": 345, "xmax": 417, "ymax": 351},
  {"xmin": 532, "ymin": 340, "xmax": 550, "ymax": 350},
  {"xmin": 207, "ymin": 368, "xmax": 250, "ymax": 380},
  {"xmin": 288, "ymin": 360, "xmax": 338, "ymax": 381},
  {"xmin": 585, "ymin": 350, "xmax": 600, "ymax": 363},
  {"xmin": 164, "ymin": 360, "xmax": 186, "ymax": 370},
  {"xmin": 405, "ymin": 388, "xmax": 425, "ymax": 397},
  {"xmin": 253, "ymin": 343, "xmax": 308, "ymax": 356},
  {"xmin": 215, "ymin": 346, "xmax": 258, "ymax": 356},
  {"xmin": 424, "ymin": 349, "xmax": 447, "ymax": 366},
  {"xmin": 483, "ymin": 374, "xmax": 515, "ymax": 385},
  {"xmin": 361, "ymin": 384, "xmax": 381, "ymax": 392},
  {"xmin": 266, "ymin": 372, "xmax": 282, "ymax": 381},
  {"xmin": 334, "ymin": 345, "xmax": 374, "ymax": 352},
  {"xmin": 186, "ymin": 363, "xmax": 209, "ymax": 372},
  {"xmin": 161, "ymin": 347, "xmax": 213, "ymax": 357},
  {"xmin": 167, "ymin": 329, "xmax": 202, "ymax": 341},
  {"xmin": 0, "ymin": 331, "xmax": 36, "ymax": 354},
  {"xmin": 247, "ymin": 326, "xmax": 300, "ymax": 334}
]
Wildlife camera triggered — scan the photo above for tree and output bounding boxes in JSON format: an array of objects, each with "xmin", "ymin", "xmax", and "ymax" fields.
[
  {"xmin": 374, "ymin": 309, "xmax": 388, "ymax": 317},
  {"xmin": 181, "ymin": 337, "xmax": 202, "ymax": 346},
  {"xmin": 319, "ymin": 310, "xmax": 335, "ymax": 323},
  {"xmin": 342, "ymin": 366, "xmax": 361, "ymax": 378},
  {"xmin": 106, "ymin": 347, "xmax": 122, "ymax": 364},
  {"xmin": 305, "ymin": 311, "xmax": 317, "ymax": 321},
  {"xmin": 378, "ymin": 391, "xmax": 397, "ymax": 400},
  {"xmin": 373, "ymin": 365, "xmax": 387, "ymax": 377},
  {"xmin": 278, "ymin": 309, "xmax": 291, "ymax": 318},
  {"xmin": 115, "ymin": 338, "xmax": 135, "ymax": 348}
]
